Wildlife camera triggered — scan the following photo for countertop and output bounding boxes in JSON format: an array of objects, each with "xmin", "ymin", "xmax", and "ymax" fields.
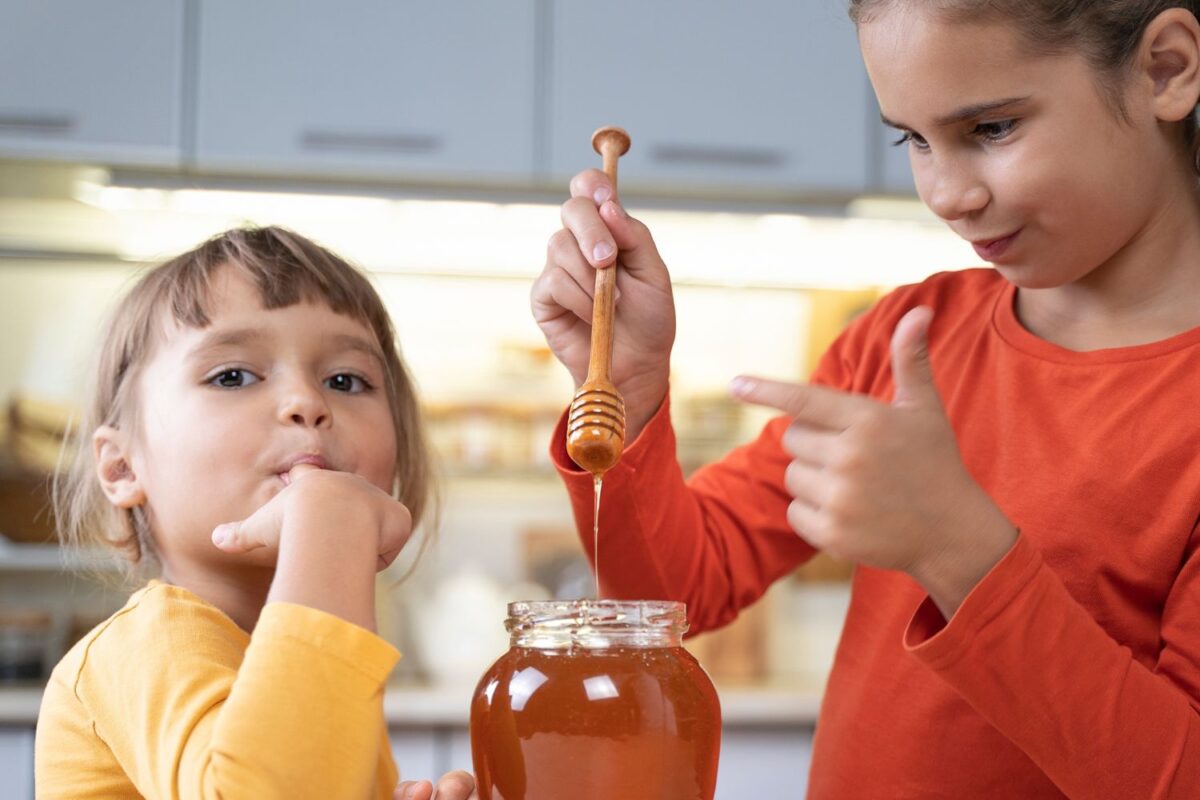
[{"xmin": 0, "ymin": 681, "xmax": 821, "ymax": 728}]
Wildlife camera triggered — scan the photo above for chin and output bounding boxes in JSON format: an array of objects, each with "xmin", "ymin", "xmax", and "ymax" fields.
[{"xmin": 992, "ymin": 263, "xmax": 1075, "ymax": 291}]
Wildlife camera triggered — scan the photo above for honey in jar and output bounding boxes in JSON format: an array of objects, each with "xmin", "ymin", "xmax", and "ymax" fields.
[{"xmin": 470, "ymin": 599, "xmax": 721, "ymax": 800}]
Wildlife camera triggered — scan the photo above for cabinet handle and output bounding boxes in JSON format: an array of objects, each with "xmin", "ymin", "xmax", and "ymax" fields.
[
  {"xmin": 651, "ymin": 143, "xmax": 785, "ymax": 168},
  {"xmin": 299, "ymin": 130, "xmax": 442, "ymax": 155},
  {"xmin": 0, "ymin": 114, "xmax": 73, "ymax": 135}
]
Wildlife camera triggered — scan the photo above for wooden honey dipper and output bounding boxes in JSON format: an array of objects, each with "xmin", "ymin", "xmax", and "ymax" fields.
[{"xmin": 566, "ymin": 126, "xmax": 632, "ymax": 476}]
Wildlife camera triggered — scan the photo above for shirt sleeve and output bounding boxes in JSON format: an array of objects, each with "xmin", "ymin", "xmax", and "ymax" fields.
[
  {"xmin": 906, "ymin": 533, "xmax": 1200, "ymax": 798},
  {"xmin": 66, "ymin": 591, "xmax": 400, "ymax": 800},
  {"xmin": 551, "ymin": 394, "xmax": 814, "ymax": 634},
  {"xmin": 549, "ymin": 298, "xmax": 887, "ymax": 635}
]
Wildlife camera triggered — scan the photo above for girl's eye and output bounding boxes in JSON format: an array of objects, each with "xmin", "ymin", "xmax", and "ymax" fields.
[
  {"xmin": 973, "ymin": 119, "xmax": 1018, "ymax": 142},
  {"xmin": 326, "ymin": 373, "xmax": 370, "ymax": 393},
  {"xmin": 209, "ymin": 369, "xmax": 259, "ymax": 389},
  {"xmin": 891, "ymin": 130, "xmax": 929, "ymax": 151}
]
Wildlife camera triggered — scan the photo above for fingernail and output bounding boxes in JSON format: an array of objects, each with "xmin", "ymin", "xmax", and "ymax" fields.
[
  {"xmin": 593, "ymin": 241, "xmax": 615, "ymax": 262},
  {"xmin": 600, "ymin": 199, "xmax": 627, "ymax": 219},
  {"xmin": 729, "ymin": 376, "xmax": 757, "ymax": 397},
  {"xmin": 212, "ymin": 525, "xmax": 230, "ymax": 547},
  {"xmin": 594, "ymin": 186, "xmax": 612, "ymax": 205}
]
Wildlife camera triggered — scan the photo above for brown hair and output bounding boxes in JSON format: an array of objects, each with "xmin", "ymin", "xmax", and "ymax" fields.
[
  {"xmin": 53, "ymin": 225, "xmax": 437, "ymax": 579},
  {"xmin": 850, "ymin": 1, "xmax": 1200, "ymax": 164}
]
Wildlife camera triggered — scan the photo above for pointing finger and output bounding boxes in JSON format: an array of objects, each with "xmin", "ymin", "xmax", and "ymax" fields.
[
  {"xmin": 211, "ymin": 520, "xmax": 264, "ymax": 553},
  {"xmin": 730, "ymin": 376, "xmax": 871, "ymax": 431}
]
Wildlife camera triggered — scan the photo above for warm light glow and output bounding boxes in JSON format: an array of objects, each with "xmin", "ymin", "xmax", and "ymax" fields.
[{"xmin": 71, "ymin": 179, "xmax": 977, "ymax": 289}]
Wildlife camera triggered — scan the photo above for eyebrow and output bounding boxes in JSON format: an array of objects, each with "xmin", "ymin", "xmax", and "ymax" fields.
[
  {"xmin": 187, "ymin": 328, "xmax": 387, "ymax": 369},
  {"xmin": 880, "ymin": 95, "xmax": 1031, "ymax": 130},
  {"xmin": 326, "ymin": 333, "xmax": 387, "ymax": 369}
]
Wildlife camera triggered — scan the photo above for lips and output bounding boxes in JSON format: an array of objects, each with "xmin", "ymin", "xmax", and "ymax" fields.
[
  {"xmin": 971, "ymin": 229, "xmax": 1021, "ymax": 261},
  {"xmin": 277, "ymin": 454, "xmax": 330, "ymax": 485}
]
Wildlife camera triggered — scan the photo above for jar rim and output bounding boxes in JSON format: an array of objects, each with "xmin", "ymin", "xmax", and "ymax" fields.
[
  {"xmin": 505, "ymin": 599, "xmax": 688, "ymax": 648},
  {"xmin": 506, "ymin": 599, "xmax": 685, "ymax": 625}
]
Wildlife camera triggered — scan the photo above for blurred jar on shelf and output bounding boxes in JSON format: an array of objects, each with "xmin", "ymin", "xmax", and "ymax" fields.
[
  {"xmin": 0, "ymin": 394, "xmax": 76, "ymax": 544},
  {"xmin": 0, "ymin": 610, "xmax": 57, "ymax": 682}
]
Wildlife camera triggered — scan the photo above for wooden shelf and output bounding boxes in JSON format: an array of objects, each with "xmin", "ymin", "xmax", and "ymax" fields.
[{"xmin": 0, "ymin": 539, "xmax": 121, "ymax": 573}]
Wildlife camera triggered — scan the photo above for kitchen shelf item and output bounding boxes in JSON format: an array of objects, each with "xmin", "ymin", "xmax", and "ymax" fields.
[
  {"xmin": 0, "ymin": 610, "xmax": 54, "ymax": 683},
  {"xmin": 565, "ymin": 126, "xmax": 631, "ymax": 476},
  {"xmin": 0, "ymin": 471, "xmax": 56, "ymax": 544},
  {"xmin": 0, "ymin": 538, "xmax": 122, "ymax": 573},
  {"xmin": 0, "ymin": 395, "xmax": 75, "ymax": 544},
  {"xmin": 470, "ymin": 599, "xmax": 721, "ymax": 799}
]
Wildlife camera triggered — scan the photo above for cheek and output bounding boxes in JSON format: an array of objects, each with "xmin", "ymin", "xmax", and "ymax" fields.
[
  {"xmin": 359, "ymin": 413, "xmax": 400, "ymax": 492},
  {"xmin": 139, "ymin": 399, "xmax": 259, "ymax": 488},
  {"xmin": 362, "ymin": 448, "xmax": 398, "ymax": 495},
  {"xmin": 1031, "ymin": 151, "xmax": 1133, "ymax": 237}
]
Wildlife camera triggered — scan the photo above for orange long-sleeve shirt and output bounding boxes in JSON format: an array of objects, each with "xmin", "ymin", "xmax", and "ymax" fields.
[{"xmin": 552, "ymin": 268, "xmax": 1200, "ymax": 798}]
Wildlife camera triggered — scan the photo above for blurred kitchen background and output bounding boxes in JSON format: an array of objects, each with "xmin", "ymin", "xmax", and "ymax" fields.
[{"xmin": 0, "ymin": 1, "xmax": 979, "ymax": 796}]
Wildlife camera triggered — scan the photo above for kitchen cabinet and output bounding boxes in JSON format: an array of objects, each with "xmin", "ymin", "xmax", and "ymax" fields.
[
  {"xmin": 390, "ymin": 728, "xmax": 441, "ymax": 786},
  {"xmin": 2, "ymin": 1, "xmax": 883, "ymax": 200},
  {"xmin": 861, "ymin": 83, "xmax": 919, "ymax": 195},
  {"xmin": 716, "ymin": 726, "xmax": 813, "ymax": 797},
  {"xmin": 876, "ymin": 116, "xmax": 918, "ymax": 195},
  {"xmin": 546, "ymin": 0, "xmax": 872, "ymax": 197},
  {"xmin": 0, "ymin": 0, "xmax": 185, "ymax": 166},
  {"xmin": 0, "ymin": 727, "xmax": 33, "ymax": 800},
  {"xmin": 193, "ymin": 0, "xmax": 537, "ymax": 184}
]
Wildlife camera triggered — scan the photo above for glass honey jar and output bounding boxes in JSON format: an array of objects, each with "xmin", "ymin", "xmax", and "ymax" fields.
[{"xmin": 470, "ymin": 599, "xmax": 721, "ymax": 800}]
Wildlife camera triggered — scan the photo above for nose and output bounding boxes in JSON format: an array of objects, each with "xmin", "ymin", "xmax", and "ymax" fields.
[
  {"xmin": 918, "ymin": 154, "xmax": 990, "ymax": 222},
  {"xmin": 277, "ymin": 380, "xmax": 331, "ymax": 429}
]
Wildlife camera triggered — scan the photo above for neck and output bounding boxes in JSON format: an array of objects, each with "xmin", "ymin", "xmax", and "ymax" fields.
[{"xmin": 160, "ymin": 560, "xmax": 274, "ymax": 633}]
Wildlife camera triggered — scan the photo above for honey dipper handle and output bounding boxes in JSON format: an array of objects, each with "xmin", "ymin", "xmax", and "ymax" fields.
[
  {"xmin": 585, "ymin": 127, "xmax": 631, "ymax": 384},
  {"xmin": 587, "ymin": 263, "xmax": 618, "ymax": 382}
]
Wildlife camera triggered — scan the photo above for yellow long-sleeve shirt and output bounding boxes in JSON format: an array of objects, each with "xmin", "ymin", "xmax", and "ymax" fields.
[{"xmin": 35, "ymin": 580, "xmax": 400, "ymax": 799}]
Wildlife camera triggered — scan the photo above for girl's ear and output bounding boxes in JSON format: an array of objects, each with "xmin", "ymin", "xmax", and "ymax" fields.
[
  {"xmin": 1141, "ymin": 8, "xmax": 1200, "ymax": 123},
  {"xmin": 93, "ymin": 425, "xmax": 145, "ymax": 509}
]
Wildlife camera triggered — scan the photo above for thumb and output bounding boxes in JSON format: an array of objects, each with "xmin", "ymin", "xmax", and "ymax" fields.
[
  {"xmin": 393, "ymin": 780, "xmax": 432, "ymax": 800},
  {"xmin": 599, "ymin": 200, "xmax": 666, "ymax": 277},
  {"xmin": 890, "ymin": 305, "xmax": 941, "ymax": 409}
]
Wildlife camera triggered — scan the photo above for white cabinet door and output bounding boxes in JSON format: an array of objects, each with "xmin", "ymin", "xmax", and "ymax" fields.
[
  {"xmin": 194, "ymin": 1, "xmax": 537, "ymax": 184},
  {"xmin": 390, "ymin": 728, "xmax": 439, "ymax": 787},
  {"xmin": 715, "ymin": 726, "xmax": 813, "ymax": 799},
  {"xmin": 0, "ymin": 727, "xmax": 34, "ymax": 800},
  {"xmin": 873, "ymin": 97, "xmax": 917, "ymax": 195},
  {"xmin": 444, "ymin": 727, "xmax": 473, "ymax": 776},
  {"xmin": 0, "ymin": 1, "xmax": 185, "ymax": 166},
  {"xmin": 548, "ymin": 0, "xmax": 870, "ymax": 197}
]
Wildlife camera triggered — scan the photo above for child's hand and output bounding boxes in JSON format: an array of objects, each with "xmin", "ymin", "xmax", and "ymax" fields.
[
  {"xmin": 394, "ymin": 771, "xmax": 477, "ymax": 800},
  {"xmin": 731, "ymin": 306, "xmax": 1018, "ymax": 617},
  {"xmin": 211, "ymin": 465, "xmax": 413, "ymax": 572},
  {"xmin": 211, "ymin": 465, "xmax": 413, "ymax": 630},
  {"xmin": 532, "ymin": 168, "xmax": 677, "ymax": 442}
]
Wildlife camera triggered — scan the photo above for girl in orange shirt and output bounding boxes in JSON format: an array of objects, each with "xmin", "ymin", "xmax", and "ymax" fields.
[{"xmin": 535, "ymin": 2, "xmax": 1200, "ymax": 796}]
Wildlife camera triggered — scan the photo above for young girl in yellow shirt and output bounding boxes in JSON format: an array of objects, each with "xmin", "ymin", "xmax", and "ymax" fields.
[{"xmin": 36, "ymin": 226, "xmax": 476, "ymax": 800}]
